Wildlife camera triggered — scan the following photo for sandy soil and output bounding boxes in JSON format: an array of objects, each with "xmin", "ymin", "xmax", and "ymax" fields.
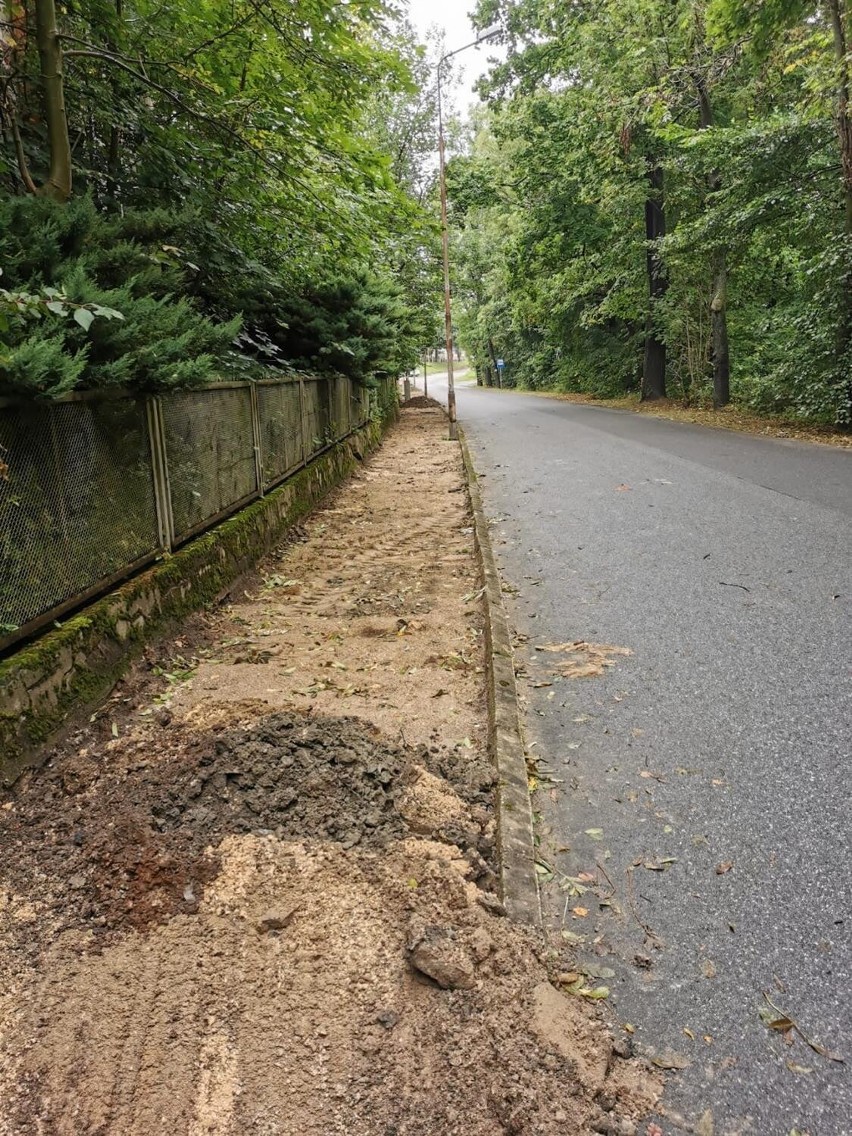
[{"xmin": 0, "ymin": 404, "xmax": 661, "ymax": 1135}]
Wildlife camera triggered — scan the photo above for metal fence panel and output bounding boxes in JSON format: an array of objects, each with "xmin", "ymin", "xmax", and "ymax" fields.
[
  {"xmin": 0, "ymin": 398, "xmax": 160, "ymax": 639},
  {"xmin": 257, "ymin": 381, "xmax": 304, "ymax": 489},
  {"xmin": 329, "ymin": 375, "xmax": 350, "ymax": 438},
  {"xmin": 302, "ymin": 380, "xmax": 328, "ymax": 458},
  {"xmin": 1, "ymin": 375, "xmax": 372, "ymax": 650},
  {"xmin": 162, "ymin": 386, "xmax": 258, "ymax": 542}
]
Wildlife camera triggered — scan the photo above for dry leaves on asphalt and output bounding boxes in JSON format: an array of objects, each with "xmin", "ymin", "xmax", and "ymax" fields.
[
  {"xmin": 651, "ymin": 1050, "xmax": 691, "ymax": 1070},
  {"xmin": 535, "ymin": 640, "xmax": 632, "ymax": 678},
  {"xmin": 760, "ymin": 993, "xmax": 845, "ymax": 1063}
]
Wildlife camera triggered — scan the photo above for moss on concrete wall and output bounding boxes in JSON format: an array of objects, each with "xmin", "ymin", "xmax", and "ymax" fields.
[{"xmin": 0, "ymin": 417, "xmax": 387, "ymax": 782}]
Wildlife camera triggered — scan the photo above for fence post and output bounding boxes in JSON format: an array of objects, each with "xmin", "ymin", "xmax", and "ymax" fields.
[
  {"xmin": 146, "ymin": 397, "xmax": 175, "ymax": 551},
  {"xmin": 298, "ymin": 377, "xmax": 310, "ymax": 463},
  {"xmin": 249, "ymin": 381, "xmax": 264, "ymax": 496}
]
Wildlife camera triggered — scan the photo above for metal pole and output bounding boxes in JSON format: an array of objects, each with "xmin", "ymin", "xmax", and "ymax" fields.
[
  {"xmin": 437, "ymin": 69, "xmax": 457, "ymax": 440},
  {"xmin": 436, "ymin": 30, "xmax": 499, "ymax": 441},
  {"xmin": 423, "ymin": 356, "xmax": 428, "ymax": 398},
  {"xmin": 249, "ymin": 381, "xmax": 264, "ymax": 496}
]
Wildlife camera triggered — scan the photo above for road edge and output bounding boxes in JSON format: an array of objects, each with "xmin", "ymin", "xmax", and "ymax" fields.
[{"xmin": 458, "ymin": 426, "xmax": 542, "ymax": 925}]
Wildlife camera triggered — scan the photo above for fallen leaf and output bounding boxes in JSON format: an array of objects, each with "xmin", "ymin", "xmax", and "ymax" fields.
[
  {"xmin": 431, "ymin": 689, "xmax": 449, "ymax": 698},
  {"xmin": 702, "ymin": 959, "xmax": 717, "ymax": 979},
  {"xmin": 572, "ymin": 906, "xmax": 589, "ymax": 918},
  {"xmin": 683, "ymin": 1027, "xmax": 695, "ymax": 1040},
  {"xmin": 761, "ymin": 993, "xmax": 845, "ymax": 1063},
  {"xmin": 585, "ymin": 827, "xmax": 604, "ymax": 841},
  {"xmin": 652, "ymin": 1049, "xmax": 691, "ymax": 1070},
  {"xmin": 623, "ymin": 1022, "xmax": 635, "ymax": 1034},
  {"xmin": 582, "ymin": 964, "xmax": 616, "ymax": 980},
  {"xmin": 786, "ymin": 1060, "xmax": 813, "ymax": 1075},
  {"xmin": 768, "ymin": 1017, "xmax": 795, "ymax": 1033},
  {"xmin": 715, "ymin": 860, "xmax": 734, "ymax": 874},
  {"xmin": 695, "ymin": 1109, "xmax": 715, "ymax": 1136},
  {"xmin": 557, "ymin": 971, "xmax": 581, "ymax": 985}
]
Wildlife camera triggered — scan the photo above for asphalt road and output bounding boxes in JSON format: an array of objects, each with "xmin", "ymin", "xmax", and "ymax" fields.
[{"xmin": 432, "ymin": 379, "xmax": 852, "ymax": 1136}]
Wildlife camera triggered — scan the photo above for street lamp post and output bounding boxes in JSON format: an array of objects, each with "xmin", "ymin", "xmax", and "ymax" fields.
[{"xmin": 437, "ymin": 28, "xmax": 499, "ymax": 441}]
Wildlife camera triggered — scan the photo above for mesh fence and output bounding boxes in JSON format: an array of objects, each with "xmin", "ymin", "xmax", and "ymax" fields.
[
  {"xmin": 0, "ymin": 399, "xmax": 160, "ymax": 637},
  {"xmin": 257, "ymin": 381, "xmax": 304, "ymax": 489},
  {"xmin": 329, "ymin": 375, "xmax": 350, "ymax": 438},
  {"xmin": 302, "ymin": 380, "xmax": 329, "ymax": 456},
  {"xmin": 0, "ymin": 375, "xmax": 372, "ymax": 649},
  {"xmin": 162, "ymin": 386, "xmax": 259, "ymax": 542}
]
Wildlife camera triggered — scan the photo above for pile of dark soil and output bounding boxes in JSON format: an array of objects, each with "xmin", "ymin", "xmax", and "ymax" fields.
[
  {"xmin": 0, "ymin": 712, "xmax": 495, "ymax": 945},
  {"xmin": 401, "ymin": 395, "xmax": 443, "ymax": 409}
]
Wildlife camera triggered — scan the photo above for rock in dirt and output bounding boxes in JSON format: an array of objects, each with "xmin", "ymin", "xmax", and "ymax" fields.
[
  {"xmin": 476, "ymin": 890, "xmax": 506, "ymax": 917},
  {"xmin": 255, "ymin": 907, "xmax": 298, "ymax": 933},
  {"xmin": 407, "ymin": 921, "xmax": 477, "ymax": 990}
]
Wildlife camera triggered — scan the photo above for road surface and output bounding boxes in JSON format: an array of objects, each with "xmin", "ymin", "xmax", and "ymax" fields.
[{"xmin": 433, "ymin": 378, "xmax": 851, "ymax": 1136}]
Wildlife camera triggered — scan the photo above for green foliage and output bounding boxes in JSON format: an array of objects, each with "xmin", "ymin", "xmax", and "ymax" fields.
[
  {"xmin": 0, "ymin": 197, "xmax": 241, "ymax": 396},
  {"xmin": 0, "ymin": 2, "xmax": 442, "ymax": 398},
  {"xmin": 453, "ymin": 0, "xmax": 852, "ymax": 423}
]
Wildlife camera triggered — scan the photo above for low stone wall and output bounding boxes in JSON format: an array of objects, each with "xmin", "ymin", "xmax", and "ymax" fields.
[{"xmin": 0, "ymin": 416, "xmax": 390, "ymax": 782}]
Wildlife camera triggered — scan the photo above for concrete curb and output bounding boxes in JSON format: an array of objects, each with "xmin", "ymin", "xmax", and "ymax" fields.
[{"xmin": 458, "ymin": 426, "xmax": 542, "ymax": 925}]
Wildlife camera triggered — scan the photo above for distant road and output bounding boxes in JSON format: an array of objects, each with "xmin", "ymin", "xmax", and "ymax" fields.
[{"xmin": 436, "ymin": 379, "xmax": 851, "ymax": 1135}]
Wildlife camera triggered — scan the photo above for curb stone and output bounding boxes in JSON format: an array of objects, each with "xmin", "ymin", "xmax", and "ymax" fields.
[{"xmin": 457, "ymin": 426, "xmax": 542, "ymax": 925}]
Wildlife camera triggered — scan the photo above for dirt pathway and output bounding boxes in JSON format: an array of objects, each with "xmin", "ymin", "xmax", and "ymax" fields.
[{"xmin": 0, "ymin": 404, "xmax": 660, "ymax": 1135}]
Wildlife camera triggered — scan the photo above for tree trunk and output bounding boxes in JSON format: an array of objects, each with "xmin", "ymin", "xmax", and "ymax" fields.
[
  {"xmin": 710, "ymin": 252, "xmax": 730, "ymax": 407},
  {"xmin": 34, "ymin": 0, "xmax": 71, "ymax": 200},
  {"xmin": 105, "ymin": 0, "xmax": 123, "ymax": 207},
  {"xmin": 696, "ymin": 75, "xmax": 731, "ymax": 408},
  {"xmin": 827, "ymin": 0, "xmax": 852, "ymax": 419},
  {"xmin": 642, "ymin": 162, "xmax": 667, "ymax": 400},
  {"xmin": 487, "ymin": 337, "xmax": 502, "ymax": 388}
]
